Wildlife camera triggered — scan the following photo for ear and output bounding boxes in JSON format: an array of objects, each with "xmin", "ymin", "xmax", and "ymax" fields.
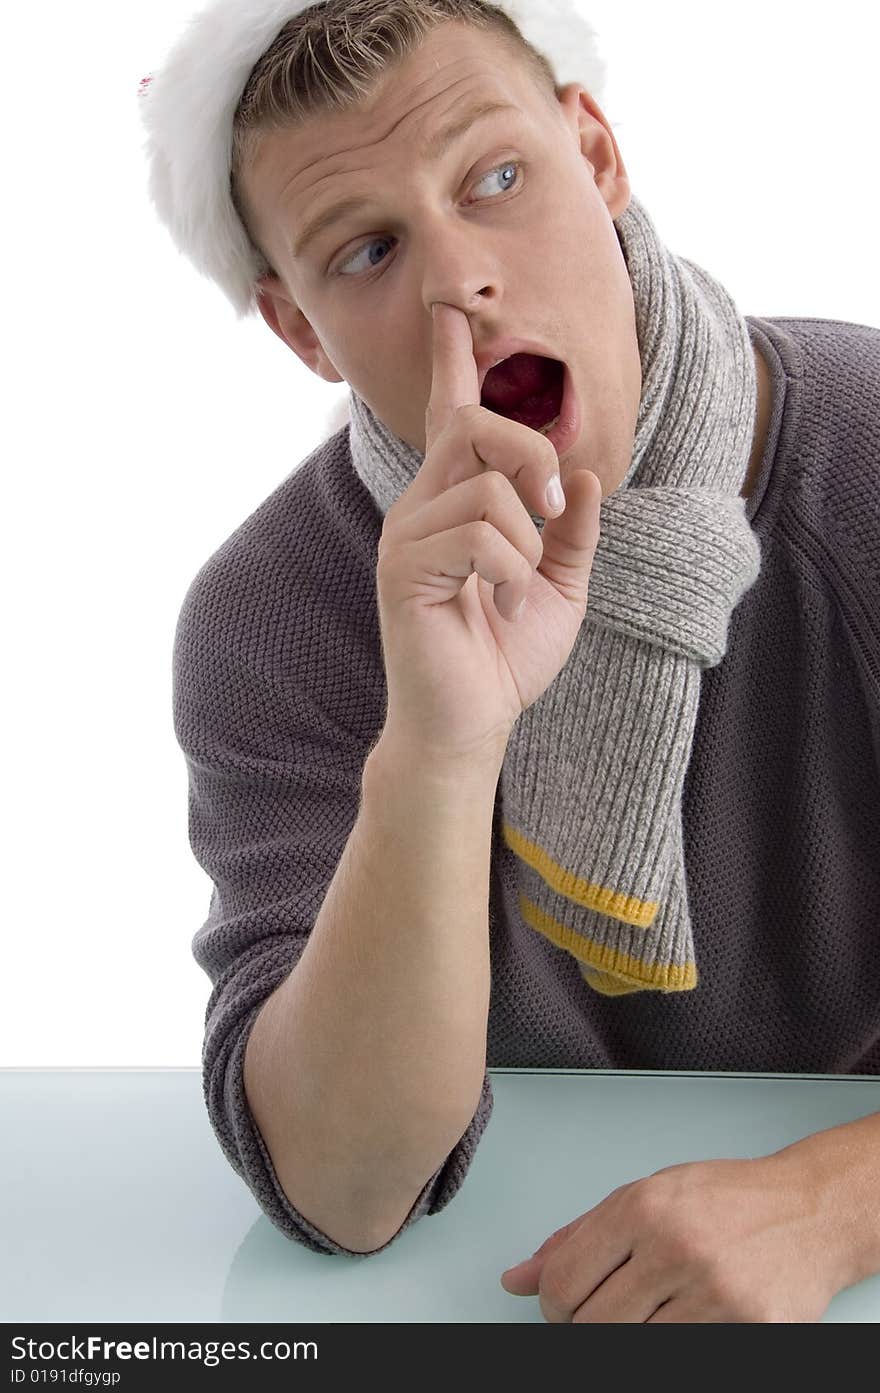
[
  {"xmin": 254, "ymin": 272, "xmax": 345, "ymax": 385},
  {"xmin": 555, "ymin": 83, "xmax": 631, "ymax": 220}
]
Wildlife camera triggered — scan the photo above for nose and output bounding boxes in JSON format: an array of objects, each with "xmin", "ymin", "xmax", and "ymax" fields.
[
  {"xmin": 424, "ymin": 279, "xmax": 498, "ymax": 318},
  {"xmin": 420, "ymin": 223, "xmax": 502, "ymax": 320}
]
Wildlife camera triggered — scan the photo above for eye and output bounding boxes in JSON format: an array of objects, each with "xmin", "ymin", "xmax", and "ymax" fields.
[
  {"xmin": 333, "ymin": 159, "xmax": 523, "ymax": 278},
  {"xmin": 471, "ymin": 160, "xmax": 520, "ymax": 200},
  {"xmin": 334, "ymin": 234, "xmax": 396, "ymax": 279}
]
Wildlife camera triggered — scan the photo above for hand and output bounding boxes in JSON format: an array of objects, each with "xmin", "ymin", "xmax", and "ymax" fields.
[
  {"xmin": 499, "ymin": 1153, "xmax": 847, "ymax": 1322},
  {"xmin": 375, "ymin": 301, "xmax": 602, "ymax": 763}
]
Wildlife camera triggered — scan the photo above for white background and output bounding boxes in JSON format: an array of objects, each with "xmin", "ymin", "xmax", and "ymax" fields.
[{"xmin": 4, "ymin": 1, "xmax": 877, "ymax": 1065}]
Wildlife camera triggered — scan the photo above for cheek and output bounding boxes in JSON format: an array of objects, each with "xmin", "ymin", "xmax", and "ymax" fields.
[{"xmin": 365, "ymin": 369, "xmax": 425, "ymax": 446}]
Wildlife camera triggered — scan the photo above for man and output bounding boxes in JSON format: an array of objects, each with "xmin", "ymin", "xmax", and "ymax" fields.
[{"xmin": 141, "ymin": 0, "xmax": 880, "ymax": 1320}]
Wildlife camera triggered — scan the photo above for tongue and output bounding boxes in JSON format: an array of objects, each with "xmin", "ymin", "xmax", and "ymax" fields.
[{"xmin": 480, "ymin": 352, "xmax": 564, "ymax": 429}]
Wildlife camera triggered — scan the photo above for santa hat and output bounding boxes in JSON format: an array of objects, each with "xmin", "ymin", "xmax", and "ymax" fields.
[{"xmin": 137, "ymin": 0, "xmax": 607, "ymax": 319}]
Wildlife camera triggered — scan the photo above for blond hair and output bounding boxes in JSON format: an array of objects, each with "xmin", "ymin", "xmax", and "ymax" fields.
[{"xmin": 230, "ymin": 0, "xmax": 562, "ymax": 280}]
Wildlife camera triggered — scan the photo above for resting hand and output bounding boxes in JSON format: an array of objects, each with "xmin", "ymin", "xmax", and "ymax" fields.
[{"xmin": 499, "ymin": 1152, "xmax": 849, "ymax": 1323}]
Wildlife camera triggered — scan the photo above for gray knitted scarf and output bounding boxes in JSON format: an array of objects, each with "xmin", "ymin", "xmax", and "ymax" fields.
[{"xmin": 348, "ymin": 193, "xmax": 762, "ymax": 995}]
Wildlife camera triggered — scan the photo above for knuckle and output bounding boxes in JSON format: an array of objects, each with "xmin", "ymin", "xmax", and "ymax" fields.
[
  {"xmin": 376, "ymin": 525, "xmax": 409, "ymax": 576},
  {"xmin": 626, "ymin": 1178, "xmax": 667, "ymax": 1228},
  {"xmin": 375, "ymin": 550, "xmax": 397, "ymax": 589},
  {"xmin": 452, "ymin": 402, "xmax": 482, "ymax": 430},
  {"xmin": 480, "ymin": 469, "xmax": 512, "ymax": 503},
  {"xmin": 466, "ymin": 517, "xmax": 496, "ymax": 548},
  {"xmin": 377, "ymin": 521, "xmax": 400, "ymax": 563},
  {"xmin": 607, "ymin": 1182, "xmax": 634, "ymax": 1203}
]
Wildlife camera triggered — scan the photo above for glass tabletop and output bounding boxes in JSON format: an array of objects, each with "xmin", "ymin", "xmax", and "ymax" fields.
[{"xmin": 2, "ymin": 1067, "xmax": 878, "ymax": 1323}]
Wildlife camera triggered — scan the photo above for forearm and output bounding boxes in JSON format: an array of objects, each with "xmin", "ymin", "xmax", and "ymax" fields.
[
  {"xmin": 775, "ymin": 1107, "xmax": 880, "ymax": 1290},
  {"xmin": 242, "ymin": 726, "xmax": 507, "ymax": 1252}
]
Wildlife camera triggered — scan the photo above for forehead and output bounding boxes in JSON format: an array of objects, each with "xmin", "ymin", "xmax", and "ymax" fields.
[
  {"xmin": 312, "ymin": 19, "xmax": 535, "ymax": 133},
  {"xmin": 251, "ymin": 21, "xmax": 542, "ymax": 190}
]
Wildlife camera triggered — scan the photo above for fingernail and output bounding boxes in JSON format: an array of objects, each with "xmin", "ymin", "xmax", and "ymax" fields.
[{"xmin": 545, "ymin": 474, "xmax": 565, "ymax": 514}]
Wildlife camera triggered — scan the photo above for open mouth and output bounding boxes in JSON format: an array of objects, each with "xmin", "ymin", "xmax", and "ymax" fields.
[
  {"xmin": 480, "ymin": 352, "xmax": 565, "ymax": 431},
  {"xmin": 480, "ymin": 352, "xmax": 577, "ymax": 454}
]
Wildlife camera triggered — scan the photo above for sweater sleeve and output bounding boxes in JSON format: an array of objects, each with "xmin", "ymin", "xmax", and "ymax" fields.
[{"xmin": 172, "ymin": 556, "xmax": 494, "ymax": 1257}]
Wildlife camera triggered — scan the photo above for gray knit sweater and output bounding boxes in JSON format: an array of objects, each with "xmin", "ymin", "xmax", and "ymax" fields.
[{"xmin": 173, "ymin": 315, "xmax": 880, "ymax": 1256}]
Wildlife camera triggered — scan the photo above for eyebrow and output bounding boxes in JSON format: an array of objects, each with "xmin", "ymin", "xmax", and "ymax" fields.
[{"xmin": 289, "ymin": 99, "xmax": 522, "ymax": 263}]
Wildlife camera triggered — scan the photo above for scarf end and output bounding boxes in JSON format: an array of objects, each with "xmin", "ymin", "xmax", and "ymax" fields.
[
  {"xmin": 503, "ymin": 822, "xmax": 661, "ymax": 927},
  {"xmin": 579, "ymin": 959, "xmax": 699, "ymax": 996},
  {"xmin": 519, "ymin": 892, "xmax": 698, "ymax": 996}
]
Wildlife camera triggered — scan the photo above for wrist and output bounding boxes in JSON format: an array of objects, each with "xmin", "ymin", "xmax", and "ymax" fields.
[
  {"xmin": 774, "ymin": 1111, "xmax": 880, "ymax": 1291},
  {"xmin": 368, "ymin": 722, "xmax": 510, "ymax": 786}
]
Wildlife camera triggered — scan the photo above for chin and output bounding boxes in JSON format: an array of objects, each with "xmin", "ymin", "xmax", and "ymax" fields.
[{"xmin": 563, "ymin": 432, "xmax": 631, "ymax": 498}]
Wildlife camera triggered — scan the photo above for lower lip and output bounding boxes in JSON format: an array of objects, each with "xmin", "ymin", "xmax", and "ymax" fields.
[{"xmin": 542, "ymin": 364, "xmax": 579, "ymax": 457}]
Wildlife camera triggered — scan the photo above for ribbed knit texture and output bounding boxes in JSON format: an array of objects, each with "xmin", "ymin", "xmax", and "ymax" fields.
[
  {"xmin": 349, "ymin": 194, "xmax": 762, "ymax": 994},
  {"xmin": 172, "ymin": 313, "xmax": 880, "ymax": 1254}
]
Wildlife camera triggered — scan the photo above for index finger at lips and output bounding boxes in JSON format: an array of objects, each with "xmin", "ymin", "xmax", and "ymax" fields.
[{"xmin": 425, "ymin": 302, "xmax": 480, "ymax": 454}]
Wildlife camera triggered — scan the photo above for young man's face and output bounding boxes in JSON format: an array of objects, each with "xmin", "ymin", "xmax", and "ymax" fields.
[{"xmin": 245, "ymin": 20, "xmax": 642, "ymax": 495}]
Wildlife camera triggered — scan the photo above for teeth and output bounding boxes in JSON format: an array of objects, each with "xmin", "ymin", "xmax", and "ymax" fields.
[{"xmin": 537, "ymin": 413, "xmax": 560, "ymax": 436}]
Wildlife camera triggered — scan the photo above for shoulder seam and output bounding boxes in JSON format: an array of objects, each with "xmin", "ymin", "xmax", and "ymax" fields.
[{"xmin": 778, "ymin": 509, "xmax": 880, "ymax": 701}]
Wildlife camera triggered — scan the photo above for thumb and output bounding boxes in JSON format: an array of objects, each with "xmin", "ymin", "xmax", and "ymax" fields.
[{"xmin": 537, "ymin": 469, "xmax": 603, "ymax": 604}]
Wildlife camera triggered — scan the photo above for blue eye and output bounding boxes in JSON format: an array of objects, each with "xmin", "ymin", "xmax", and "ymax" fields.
[
  {"xmin": 472, "ymin": 160, "xmax": 521, "ymax": 199},
  {"xmin": 337, "ymin": 234, "xmax": 396, "ymax": 278},
  {"xmin": 334, "ymin": 160, "xmax": 522, "ymax": 278}
]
